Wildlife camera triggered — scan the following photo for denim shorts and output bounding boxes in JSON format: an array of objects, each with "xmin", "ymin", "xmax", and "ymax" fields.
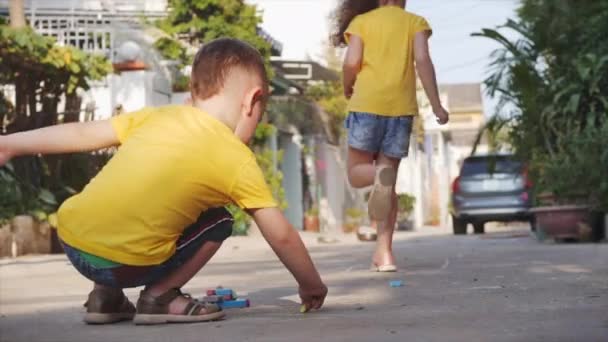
[
  {"xmin": 61, "ymin": 207, "xmax": 233, "ymax": 288},
  {"xmin": 344, "ymin": 112, "xmax": 414, "ymax": 159}
]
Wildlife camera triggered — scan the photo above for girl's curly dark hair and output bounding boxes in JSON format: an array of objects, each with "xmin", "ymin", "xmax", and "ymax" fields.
[{"xmin": 330, "ymin": 0, "xmax": 379, "ymax": 47}]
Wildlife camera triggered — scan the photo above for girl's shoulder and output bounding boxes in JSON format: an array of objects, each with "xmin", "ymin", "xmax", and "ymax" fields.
[{"xmin": 357, "ymin": 7, "xmax": 427, "ymax": 23}]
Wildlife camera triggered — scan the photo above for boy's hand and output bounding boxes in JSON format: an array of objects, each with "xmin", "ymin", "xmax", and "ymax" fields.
[
  {"xmin": 434, "ymin": 106, "xmax": 450, "ymax": 125},
  {"xmin": 299, "ymin": 284, "xmax": 328, "ymax": 312},
  {"xmin": 250, "ymin": 207, "xmax": 327, "ymax": 312}
]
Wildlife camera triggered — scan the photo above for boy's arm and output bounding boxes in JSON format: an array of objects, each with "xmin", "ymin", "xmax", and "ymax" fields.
[
  {"xmin": 414, "ymin": 31, "xmax": 449, "ymax": 125},
  {"xmin": 249, "ymin": 207, "xmax": 327, "ymax": 311},
  {"xmin": 343, "ymin": 34, "xmax": 364, "ymax": 99},
  {"xmin": 0, "ymin": 120, "xmax": 119, "ymax": 165}
]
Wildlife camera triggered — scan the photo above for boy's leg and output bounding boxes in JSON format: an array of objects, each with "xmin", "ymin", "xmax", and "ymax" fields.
[
  {"xmin": 134, "ymin": 208, "xmax": 233, "ymax": 322},
  {"xmin": 144, "ymin": 240, "xmax": 222, "ymax": 314},
  {"xmin": 84, "ymin": 283, "xmax": 136, "ymax": 324},
  {"xmin": 61, "ymin": 240, "xmax": 136, "ymax": 324}
]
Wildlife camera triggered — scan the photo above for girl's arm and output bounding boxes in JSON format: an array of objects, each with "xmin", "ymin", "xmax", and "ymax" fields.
[
  {"xmin": 414, "ymin": 31, "xmax": 449, "ymax": 124},
  {"xmin": 0, "ymin": 120, "xmax": 120, "ymax": 166},
  {"xmin": 342, "ymin": 35, "xmax": 364, "ymax": 99}
]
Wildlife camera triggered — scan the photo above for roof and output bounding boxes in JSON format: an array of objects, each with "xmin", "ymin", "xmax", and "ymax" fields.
[{"xmin": 439, "ymin": 83, "xmax": 483, "ymax": 113}]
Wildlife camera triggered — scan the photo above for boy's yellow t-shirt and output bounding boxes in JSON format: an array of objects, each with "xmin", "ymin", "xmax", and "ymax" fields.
[
  {"xmin": 345, "ymin": 7, "xmax": 432, "ymax": 116},
  {"xmin": 57, "ymin": 105, "xmax": 277, "ymax": 266}
]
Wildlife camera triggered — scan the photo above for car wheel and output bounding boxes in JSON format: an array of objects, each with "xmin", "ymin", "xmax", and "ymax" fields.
[
  {"xmin": 453, "ymin": 216, "xmax": 467, "ymax": 235},
  {"xmin": 473, "ymin": 222, "xmax": 485, "ymax": 234}
]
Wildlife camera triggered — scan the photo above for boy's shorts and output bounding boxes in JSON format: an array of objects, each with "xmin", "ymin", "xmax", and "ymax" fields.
[
  {"xmin": 344, "ymin": 112, "xmax": 414, "ymax": 159},
  {"xmin": 61, "ymin": 207, "xmax": 233, "ymax": 288}
]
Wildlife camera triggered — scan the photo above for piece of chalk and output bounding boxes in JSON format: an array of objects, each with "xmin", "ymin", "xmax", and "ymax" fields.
[
  {"xmin": 215, "ymin": 288, "xmax": 235, "ymax": 296},
  {"xmin": 219, "ymin": 298, "xmax": 250, "ymax": 309},
  {"xmin": 202, "ymin": 295, "xmax": 224, "ymax": 303},
  {"xmin": 300, "ymin": 304, "xmax": 307, "ymax": 313},
  {"xmin": 389, "ymin": 280, "xmax": 404, "ymax": 287}
]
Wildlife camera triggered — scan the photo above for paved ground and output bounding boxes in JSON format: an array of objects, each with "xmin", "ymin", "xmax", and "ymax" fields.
[{"xmin": 1, "ymin": 224, "xmax": 607, "ymax": 342}]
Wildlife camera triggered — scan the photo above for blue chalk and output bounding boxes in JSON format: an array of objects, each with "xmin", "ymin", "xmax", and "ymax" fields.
[
  {"xmin": 389, "ymin": 280, "xmax": 404, "ymax": 287},
  {"xmin": 215, "ymin": 288, "xmax": 234, "ymax": 296},
  {"xmin": 219, "ymin": 298, "xmax": 250, "ymax": 309}
]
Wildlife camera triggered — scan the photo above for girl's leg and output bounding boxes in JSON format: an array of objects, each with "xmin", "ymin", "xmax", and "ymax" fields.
[
  {"xmin": 372, "ymin": 153, "xmax": 401, "ymax": 268},
  {"xmin": 346, "ymin": 147, "xmax": 376, "ymax": 188},
  {"xmin": 347, "ymin": 148, "xmax": 401, "ymax": 268}
]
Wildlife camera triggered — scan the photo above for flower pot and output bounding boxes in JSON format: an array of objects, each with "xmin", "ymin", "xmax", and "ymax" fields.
[
  {"xmin": 342, "ymin": 223, "xmax": 358, "ymax": 234},
  {"xmin": 304, "ymin": 216, "xmax": 320, "ymax": 232},
  {"xmin": 0, "ymin": 223, "xmax": 12, "ymax": 257},
  {"xmin": 530, "ymin": 205, "xmax": 590, "ymax": 241}
]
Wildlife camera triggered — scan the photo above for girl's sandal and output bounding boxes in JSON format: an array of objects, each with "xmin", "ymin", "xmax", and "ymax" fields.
[{"xmin": 134, "ymin": 288, "xmax": 225, "ymax": 325}]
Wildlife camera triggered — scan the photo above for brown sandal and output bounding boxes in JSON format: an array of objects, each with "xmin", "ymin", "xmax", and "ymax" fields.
[
  {"xmin": 84, "ymin": 288, "xmax": 136, "ymax": 324},
  {"xmin": 134, "ymin": 288, "xmax": 225, "ymax": 325}
]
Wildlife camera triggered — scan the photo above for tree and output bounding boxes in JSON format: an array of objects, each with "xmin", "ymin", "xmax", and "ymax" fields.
[
  {"xmin": 474, "ymin": 0, "xmax": 608, "ymax": 208},
  {"xmin": 156, "ymin": 0, "xmax": 272, "ymax": 72}
]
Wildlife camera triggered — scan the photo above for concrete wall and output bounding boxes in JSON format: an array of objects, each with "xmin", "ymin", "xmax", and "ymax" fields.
[{"xmin": 280, "ymin": 133, "xmax": 304, "ymax": 230}]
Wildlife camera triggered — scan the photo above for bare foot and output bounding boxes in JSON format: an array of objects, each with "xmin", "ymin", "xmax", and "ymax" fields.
[{"xmin": 372, "ymin": 251, "xmax": 396, "ymax": 267}]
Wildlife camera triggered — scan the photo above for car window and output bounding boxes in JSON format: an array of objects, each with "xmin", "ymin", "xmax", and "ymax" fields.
[{"xmin": 461, "ymin": 157, "xmax": 522, "ymax": 176}]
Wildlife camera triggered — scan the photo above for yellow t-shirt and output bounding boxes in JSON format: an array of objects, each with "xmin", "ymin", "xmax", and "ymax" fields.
[
  {"xmin": 345, "ymin": 7, "xmax": 432, "ymax": 116},
  {"xmin": 57, "ymin": 105, "xmax": 277, "ymax": 266}
]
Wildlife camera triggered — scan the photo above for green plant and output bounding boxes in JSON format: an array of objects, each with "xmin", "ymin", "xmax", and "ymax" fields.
[
  {"xmin": 0, "ymin": 163, "xmax": 57, "ymax": 225},
  {"xmin": 172, "ymin": 74, "xmax": 191, "ymax": 92},
  {"xmin": 305, "ymin": 205, "xmax": 319, "ymax": 217},
  {"xmin": 397, "ymin": 193, "xmax": 415, "ymax": 216},
  {"xmin": 0, "ymin": 27, "xmax": 112, "ymax": 223},
  {"xmin": 153, "ymin": 37, "xmax": 191, "ymax": 65},
  {"xmin": 226, "ymin": 204, "xmax": 251, "ymax": 236},
  {"xmin": 534, "ymin": 121, "xmax": 608, "ymax": 210},
  {"xmin": 345, "ymin": 207, "xmax": 364, "ymax": 221}
]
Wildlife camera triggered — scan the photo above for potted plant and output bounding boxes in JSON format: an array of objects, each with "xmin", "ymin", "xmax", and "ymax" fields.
[
  {"xmin": 343, "ymin": 207, "xmax": 364, "ymax": 234},
  {"xmin": 303, "ymin": 205, "xmax": 320, "ymax": 232},
  {"xmin": 529, "ymin": 122, "xmax": 608, "ymax": 242},
  {"xmin": 396, "ymin": 193, "xmax": 416, "ymax": 231}
]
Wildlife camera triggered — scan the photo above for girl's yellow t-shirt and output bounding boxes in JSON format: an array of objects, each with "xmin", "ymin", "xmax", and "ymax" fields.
[
  {"xmin": 345, "ymin": 7, "xmax": 432, "ymax": 116},
  {"xmin": 57, "ymin": 105, "xmax": 277, "ymax": 266}
]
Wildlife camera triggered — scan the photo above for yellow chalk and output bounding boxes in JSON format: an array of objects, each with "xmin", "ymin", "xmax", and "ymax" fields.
[{"xmin": 300, "ymin": 304, "xmax": 307, "ymax": 313}]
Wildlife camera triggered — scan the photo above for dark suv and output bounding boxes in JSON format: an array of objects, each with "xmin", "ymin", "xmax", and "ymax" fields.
[{"xmin": 450, "ymin": 154, "xmax": 533, "ymax": 235}]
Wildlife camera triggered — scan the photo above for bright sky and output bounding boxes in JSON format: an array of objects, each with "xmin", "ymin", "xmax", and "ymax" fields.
[{"xmin": 246, "ymin": 0, "xmax": 521, "ymax": 115}]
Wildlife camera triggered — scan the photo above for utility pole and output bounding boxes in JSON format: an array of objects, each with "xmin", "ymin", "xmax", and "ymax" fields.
[{"xmin": 9, "ymin": 0, "xmax": 26, "ymax": 28}]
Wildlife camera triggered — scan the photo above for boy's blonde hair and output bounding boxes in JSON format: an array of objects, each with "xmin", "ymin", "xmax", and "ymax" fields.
[{"xmin": 190, "ymin": 38, "xmax": 268, "ymax": 100}]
